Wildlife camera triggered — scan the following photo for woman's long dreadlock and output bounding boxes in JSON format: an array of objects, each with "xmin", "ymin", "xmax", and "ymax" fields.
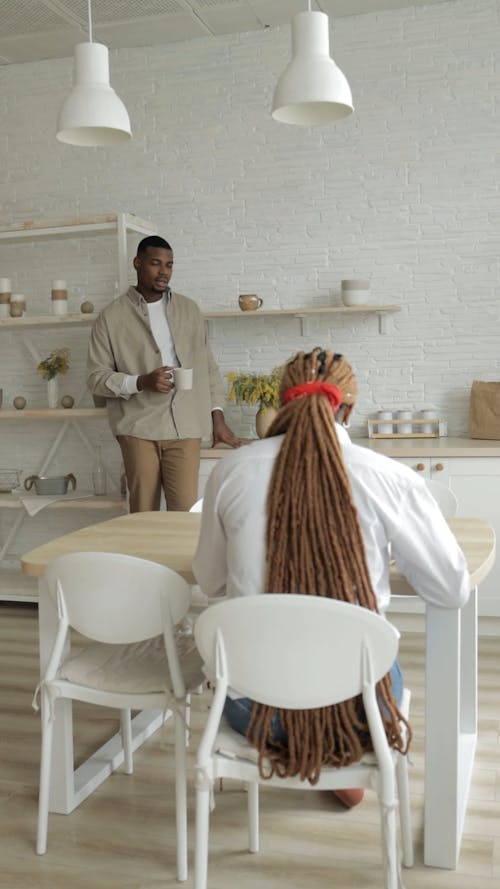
[{"xmin": 245, "ymin": 347, "xmax": 412, "ymax": 783}]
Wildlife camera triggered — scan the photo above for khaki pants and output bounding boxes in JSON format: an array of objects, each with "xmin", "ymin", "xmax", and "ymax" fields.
[{"xmin": 118, "ymin": 436, "xmax": 201, "ymax": 513}]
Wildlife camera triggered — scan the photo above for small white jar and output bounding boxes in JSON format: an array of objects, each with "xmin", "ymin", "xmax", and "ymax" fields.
[
  {"xmin": 377, "ymin": 410, "xmax": 393, "ymax": 434},
  {"xmin": 10, "ymin": 293, "xmax": 25, "ymax": 317},
  {"xmin": 395, "ymin": 410, "xmax": 413, "ymax": 435},
  {"xmin": 419, "ymin": 408, "xmax": 438, "ymax": 434},
  {"xmin": 0, "ymin": 277, "xmax": 11, "ymax": 317},
  {"xmin": 51, "ymin": 279, "xmax": 68, "ymax": 315},
  {"xmin": 341, "ymin": 279, "xmax": 370, "ymax": 306}
]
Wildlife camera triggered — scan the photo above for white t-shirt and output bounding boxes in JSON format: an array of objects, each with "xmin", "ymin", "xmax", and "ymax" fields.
[
  {"xmin": 192, "ymin": 424, "xmax": 469, "ymax": 613},
  {"xmin": 120, "ymin": 294, "xmax": 178, "ymax": 394}
]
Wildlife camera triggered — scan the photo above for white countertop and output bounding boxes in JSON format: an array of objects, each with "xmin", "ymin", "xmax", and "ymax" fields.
[
  {"xmin": 201, "ymin": 436, "xmax": 500, "ymax": 460},
  {"xmin": 354, "ymin": 436, "xmax": 500, "ymax": 457}
]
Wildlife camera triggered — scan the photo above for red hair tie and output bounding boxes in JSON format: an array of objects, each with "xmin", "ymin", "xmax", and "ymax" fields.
[{"xmin": 283, "ymin": 381, "xmax": 343, "ymax": 410}]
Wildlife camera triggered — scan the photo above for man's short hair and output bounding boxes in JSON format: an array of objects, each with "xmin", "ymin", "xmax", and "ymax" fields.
[{"xmin": 137, "ymin": 235, "xmax": 172, "ymax": 254}]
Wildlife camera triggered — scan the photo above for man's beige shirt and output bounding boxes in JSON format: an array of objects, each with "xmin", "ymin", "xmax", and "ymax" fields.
[{"xmin": 87, "ymin": 286, "xmax": 226, "ymax": 445}]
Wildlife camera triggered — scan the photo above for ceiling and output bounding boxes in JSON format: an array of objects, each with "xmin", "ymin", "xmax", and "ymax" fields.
[{"xmin": 0, "ymin": 0, "xmax": 449, "ymax": 65}]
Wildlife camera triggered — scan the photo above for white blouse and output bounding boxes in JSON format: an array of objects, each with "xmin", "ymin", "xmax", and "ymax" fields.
[{"xmin": 192, "ymin": 424, "xmax": 469, "ymax": 613}]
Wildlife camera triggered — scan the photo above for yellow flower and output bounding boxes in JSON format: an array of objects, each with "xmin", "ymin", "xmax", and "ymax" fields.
[
  {"xmin": 37, "ymin": 347, "xmax": 71, "ymax": 381},
  {"xmin": 227, "ymin": 365, "xmax": 283, "ymax": 409}
]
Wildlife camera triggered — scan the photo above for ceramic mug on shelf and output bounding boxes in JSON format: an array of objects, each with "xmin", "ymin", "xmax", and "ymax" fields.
[{"xmin": 238, "ymin": 294, "xmax": 263, "ymax": 311}]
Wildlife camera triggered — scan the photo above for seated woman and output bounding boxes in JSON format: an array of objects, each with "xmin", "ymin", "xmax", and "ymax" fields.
[{"xmin": 193, "ymin": 348, "xmax": 469, "ymax": 807}]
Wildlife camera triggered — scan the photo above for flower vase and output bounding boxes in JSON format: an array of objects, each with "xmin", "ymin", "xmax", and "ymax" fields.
[
  {"xmin": 255, "ymin": 405, "xmax": 278, "ymax": 439},
  {"xmin": 47, "ymin": 377, "xmax": 59, "ymax": 409}
]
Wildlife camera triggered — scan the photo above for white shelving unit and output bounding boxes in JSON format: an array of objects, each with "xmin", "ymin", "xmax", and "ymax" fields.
[
  {"xmin": 0, "ymin": 212, "xmax": 156, "ymax": 293},
  {"xmin": 0, "ymin": 213, "xmax": 157, "ymax": 601}
]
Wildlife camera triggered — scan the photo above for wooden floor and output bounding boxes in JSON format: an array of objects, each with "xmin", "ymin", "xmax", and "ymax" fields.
[{"xmin": 1, "ymin": 602, "xmax": 499, "ymax": 889}]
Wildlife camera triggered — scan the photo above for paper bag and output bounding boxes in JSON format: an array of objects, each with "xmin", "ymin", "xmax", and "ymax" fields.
[{"xmin": 469, "ymin": 380, "xmax": 500, "ymax": 439}]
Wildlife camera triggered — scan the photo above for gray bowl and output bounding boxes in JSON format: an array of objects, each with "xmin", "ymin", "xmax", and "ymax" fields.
[{"xmin": 24, "ymin": 474, "xmax": 77, "ymax": 495}]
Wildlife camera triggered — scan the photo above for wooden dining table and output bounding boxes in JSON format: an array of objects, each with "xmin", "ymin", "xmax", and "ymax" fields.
[{"xmin": 22, "ymin": 512, "xmax": 495, "ymax": 870}]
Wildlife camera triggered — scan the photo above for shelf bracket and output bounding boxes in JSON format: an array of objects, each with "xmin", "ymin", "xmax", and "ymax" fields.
[
  {"xmin": 378, "ymin": 312, "xmax": 391, "ymax": 335},
  {"xmin": 293, "ymin": 314, "xmax": 311, "ymax": 337}
]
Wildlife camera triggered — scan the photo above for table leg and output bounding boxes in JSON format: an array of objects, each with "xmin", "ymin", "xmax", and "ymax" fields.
[
  {"xmin": 424, "ymin": 589, "xmax": 478, "ymax": 868},
  {"xmin": 37, "ymin": 577, "xmax": 167, "ymax": 815}
]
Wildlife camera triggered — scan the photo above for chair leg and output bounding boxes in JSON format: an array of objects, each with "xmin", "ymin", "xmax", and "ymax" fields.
[
  {"xmin": 185, "ymin": 693, "xmax": 191, "ymax": 747},
  {"xmin": 247, "ymin": 781, "xmax": 259, "ymax": 853},
  {"xmin": 194, "ymin": 786, "xmax": 211, "ymax": 889},
  {"xmin": 379, "ymin": 798, "xmax": 399, "ymax": 889},
  {"xmin": 120, "ymin": 708, "xmax": 133, "ymax": 774},
  {"xmin": 175, "ymin": 702, "xmax": 188, "ymax": 882},
  {"xmin": 36, "ymin": 693, "xmax": 54, "ymax": 855},
  {"xmin": 396, "ymin": 753, "xmax": 414, "ymax": 868}
]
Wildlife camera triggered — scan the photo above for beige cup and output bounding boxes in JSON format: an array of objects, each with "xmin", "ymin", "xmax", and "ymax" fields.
[
  {"xmin": 238, "ymin": 294, "xmax": 263, "ymax": 311},
  {"xmin": 0, "ymin": 280, "xmax": 10, "ymax": 317},
  {"xmin": 10, "ymin": 294, "xmax": 25, "ymax": 317},
  {"xmin": 173, "ymin": 367, "xmax": 193, "ymax": 390},
  {"xmin": 52, "ymin": 279, "xmax": 68, "ymax": 315}
]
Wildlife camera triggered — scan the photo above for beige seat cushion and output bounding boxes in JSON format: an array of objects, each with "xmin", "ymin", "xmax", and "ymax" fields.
[
  {"xmin": 214, "ymin": 689, "xmax": 411, "ymax": 768},
  {"xmin": 59, "ymin": 634, "xmax": 203, "ymax": 694}
]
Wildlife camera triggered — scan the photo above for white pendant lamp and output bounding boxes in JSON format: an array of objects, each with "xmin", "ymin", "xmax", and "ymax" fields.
[
  {"xmin": 57, "ymin": 0, "xmax": 131, "ymax": 147},
  {"xmin": 272, "ymin": 4, "xmax": 353, "ymax": 126}
]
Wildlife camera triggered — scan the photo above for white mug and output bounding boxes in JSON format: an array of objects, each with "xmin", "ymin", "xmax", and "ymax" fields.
[{"xmin": 173, "ymin": 367, "xmax": 193, "ymax": 391}]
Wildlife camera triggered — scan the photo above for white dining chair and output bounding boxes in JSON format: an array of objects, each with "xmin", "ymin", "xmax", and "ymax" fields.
[
  {"xmin": 425, "ymin": 479, "xmax": 459, "ymax": 517},
  {"xmin": 193, "ymin": 594, "xmax": 413, "ymax": 889},
  {"xmin": 34, "ymin": 551, "xmax": 204, "ymax": 882},
  {"xmin": 188, "ymin": 497, "xmax": 208, "ymax": 611}
]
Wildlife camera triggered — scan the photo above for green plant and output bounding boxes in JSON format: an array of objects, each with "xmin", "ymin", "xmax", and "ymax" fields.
[
  {"xmin": 37, "ymin": 347, "xmax": 71, "ymax": 381},
  {"xmin": 227, "ymin": 365, "xmax": 282, "ymax": 410}
]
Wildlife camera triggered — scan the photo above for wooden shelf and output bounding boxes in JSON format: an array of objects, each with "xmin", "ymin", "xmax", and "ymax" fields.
[
  {"xmin": 0, "ymin": 408, "xmax": 107, "ymax": 419},
  {"xmin": 0, "ymin": 211, "xmax": 157, "ymax": 604},
  {"xmin": 204, "ymin": 304, "xmax": 400, "ymax": 318},
  {"xmin": 0, "ymin": 212, "xmax": 156, "ymax": 241},
  {"xmin": 0, "ymin": 313, "xmax": 98, "ymax": 330},
  {"xmin": 204, "ymin": 304, "xmax": 400, "ymax": 335}
]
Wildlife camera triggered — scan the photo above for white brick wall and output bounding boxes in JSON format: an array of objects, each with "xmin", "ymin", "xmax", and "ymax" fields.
[{"xmin": 0, "ymin": 0, "xmax": 498, "ymax": 552}]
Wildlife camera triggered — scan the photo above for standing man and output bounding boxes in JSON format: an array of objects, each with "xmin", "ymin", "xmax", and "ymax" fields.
[{"xmin": 87, "ymin": 235, "xmax": 241, "ymax": 512}]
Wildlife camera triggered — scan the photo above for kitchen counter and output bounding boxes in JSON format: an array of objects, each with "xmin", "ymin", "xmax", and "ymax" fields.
[
  {"xmin": 202, "ymin": 437, "xmax": 500, "ymax": 459},
  {"xmin": 200, "ymin": 443, "xmax": 251, "ymax": 459},
  {"xmin": 353, "ymin": 436, "xmax": 500, "ymax": 457}
]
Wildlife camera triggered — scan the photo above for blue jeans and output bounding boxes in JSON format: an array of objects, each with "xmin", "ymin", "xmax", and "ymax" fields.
[{"xmin": 223, "ymin": 659, "xmax": 404, "ymax": 740}]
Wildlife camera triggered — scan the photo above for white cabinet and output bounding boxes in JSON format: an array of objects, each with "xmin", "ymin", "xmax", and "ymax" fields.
[
  {"xmin": 0, "ymin": 213, "xmax": 157, "ymax": 602},
  {"xmin": 394, "ymin": 456, "xmax": 449, "ymax": 484},
  {"xmin": 392, "ymin": 455, "xmax": 500, "ymax": 618}
]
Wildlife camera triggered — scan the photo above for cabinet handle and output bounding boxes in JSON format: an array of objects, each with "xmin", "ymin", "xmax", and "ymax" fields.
[
  {"xmin": 434, "ymin": 463, "xmax": 444, "ymax": 472},
  {"xmin": 416, "ymin": 463, "xmax": 425, "ymax": 472}
]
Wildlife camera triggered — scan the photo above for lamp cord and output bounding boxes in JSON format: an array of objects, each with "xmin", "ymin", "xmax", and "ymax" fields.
[{"xmin": 87, "ymin": 0, "xmax": 93, "ymax": 42}]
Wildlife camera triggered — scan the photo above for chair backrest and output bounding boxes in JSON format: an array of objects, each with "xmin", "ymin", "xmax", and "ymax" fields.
[
  {"xmin": 194, "ymin": 594, "xmax": 399, "ymax": 710},
  {"xmin": 189, "ymin": 498, "xmax": 204, "ymax": 513},
  {"xmin": 44, "ymin": 551, "xmax": 191, "ymax": 644},
  {"xmin": 425, "ymin": 479, "xmax": 458, "ymax": 517}
]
